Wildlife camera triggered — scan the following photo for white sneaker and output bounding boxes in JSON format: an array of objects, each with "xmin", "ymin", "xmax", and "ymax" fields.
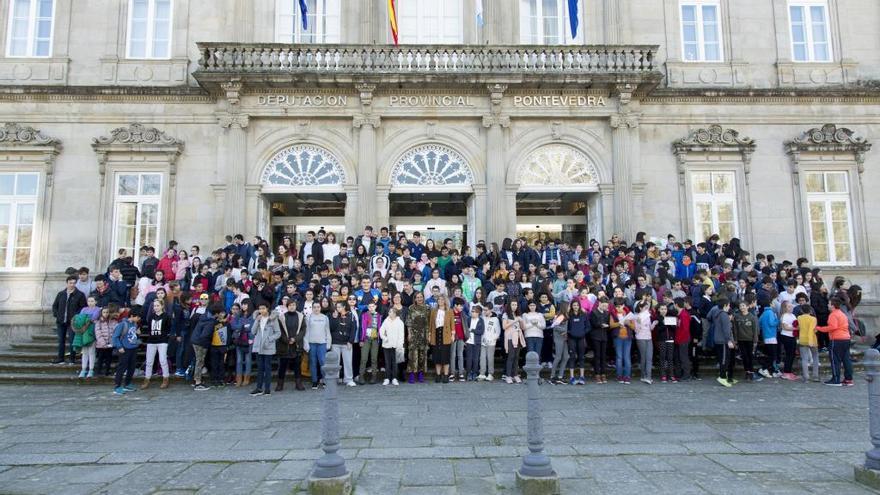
[
  {"xmin": 486, "ymin": 375, "xmax": 494, "ymax": 381},
  {"xmin": 382, "ymin": 379, "xmax": 390, "ymax": 386},
  {"xmin": 392, "ymin": 379, "xmax": 399, "ymax": 386},
  {"xmin": 346, "ymin": 381, "xmax": 357, "ymax": 387},
  {"xmin": 641, "ymin": 378, "xmax": 652, "ymax": 384},
  {"xmin": 476, "ymin": 374, "xmax": 486, "ymax": 381},
  {"xmin": 513, "ymin": 376, "xmax": 522, "ymax": 383},
  {"xmin": 505, "ymin": 377, "xmax": 513, "ymax": 384}
]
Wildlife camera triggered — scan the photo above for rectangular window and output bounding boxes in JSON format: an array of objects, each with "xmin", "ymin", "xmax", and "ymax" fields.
[
  {"xmin": 127, "ymin": 0, "xmax": 172, "ymax": 59},
  {"xmin": 275, "ymin": 0, "xmax": 341, "ymax": 43},
  {"xmin": 0, "ymin": 172, "xmax": 38, "ymax": 270},
  {"xmin": 113, "ymin": 173, "xmax": 162, "ymax": 260},
  {"xmin": 680, "ymin": 1, "xmax": 722, "ymax": 61},
  {"xmin": 519, "ymin": 0, "xmax": 584, "ymax": 45},
  {"xmin": 789, "ymin": 1, "xmax": 832, "ymax": 62},
  {"xmin": 691, "ymin": 171, "xmax": 738, "ymax": 242},
  {"xmin": 6, "ymin": 0, "xmax": 54, "ymax": 57},
  {"xmin": 805, "ymin": 171, "xmax": 853, "ymax": 265},
  {"xmin": 398, "ymin": 0, "xmax": 463, "ymax": 44}
]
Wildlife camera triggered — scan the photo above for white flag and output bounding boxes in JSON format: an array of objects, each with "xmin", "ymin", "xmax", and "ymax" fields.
[{"xmin": 476, "ymin": 0, "xmax": 484, "ymax": 27}]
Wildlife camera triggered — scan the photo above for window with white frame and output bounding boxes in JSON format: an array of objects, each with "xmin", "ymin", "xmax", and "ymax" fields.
[
  {"xmin": 519, "ymin": 0, "xmax": 584, "ymax": 45},
  {"xmin": 6, "ymin": 0, "xmax": 54, "ymax": 57},
  {"xmin": 805, "ymin": 171, "xmax": 854, "ymax": 265},
  {"xmin": 0, "ymin": 172, "xmax": 38, "ymax": 270},
  {"xmin": 127, "ymin": 0, "xmax": 172, "ymax": 59},
  {"xmin": 113, "ymin": 173, "xmax": 162, "ymax": 259},
  {"xmin": 275, "ymin": 0, "xmax": 341, "ymax": 43},
  {"xmin": 398, "ymin": 0, "xmax": 463, "ymax": 44},
  {"xmin": 691, "ymin": 171, "xmax": 738, "ymax": 241},
  {"xmin": 680, "ymin": 1, "xmax": 722, "ymax": 61},
  {"xmin": 788, "ymin": 1, "xmax": 832, "ymax": 62}
]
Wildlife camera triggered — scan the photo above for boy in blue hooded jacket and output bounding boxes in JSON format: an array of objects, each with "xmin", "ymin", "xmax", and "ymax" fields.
[{"xmin": 758, "ymin": 306, "xmax": 780, "ymax": 378}]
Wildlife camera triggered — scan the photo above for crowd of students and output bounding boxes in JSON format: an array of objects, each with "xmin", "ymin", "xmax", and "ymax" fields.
[{"xmin": 49, "ymin": 226, "xmax": 867, "ymax": 396}]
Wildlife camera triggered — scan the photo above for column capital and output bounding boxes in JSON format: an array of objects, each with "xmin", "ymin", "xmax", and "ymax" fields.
[
  {"xmin": 219, "ymin": 113, "xmax": 250, "ymax": 129},
  {"xmin": 471, "ymin": 183, "xmax": 488, "ymax": 194},
  {"xmin": 482, "ymin": 115, "xmax": 510, "ymax": 128},
  {"xmin": 353, "ymin": 114, "xmax": 381, "ymax": 129},
  {"xmin": 609, "ymin": 113, "xmax": 639, "ymax": 129},
  {"xmin": 375, "ymin": 184, "xmax": 391, "ymax": 194},
  {"xmin": 245, "ymin": 184, "xmax": 262, "ymax": 193}
]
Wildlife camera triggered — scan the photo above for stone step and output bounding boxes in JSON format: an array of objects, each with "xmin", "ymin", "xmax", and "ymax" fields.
[
  {"xmin": 0, "ymin": 350, "xmax": 59, "ymax": 362},
  {"xmin": 30, "ymin": 333, "xmax": 59, "ymax": 343},
  {"xmin": 0, "ymin": 361, "xmax": 96, "ymax": 374},
  {"xmin": 10, "ymin": 341, "xmax": 58, "ymax": 352}
]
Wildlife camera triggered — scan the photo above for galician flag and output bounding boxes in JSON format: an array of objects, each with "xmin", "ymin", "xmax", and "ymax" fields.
[
  {"xmin": 388, "ymin": 0, "xmax": 399, "ymax": 45},
  {"xmin": 299, "ymin": 0, "xmax": 308, "ymax": 30},
  {"xmin": 476, "ymin": 0, "xmax": 484, "ymax": 28}
]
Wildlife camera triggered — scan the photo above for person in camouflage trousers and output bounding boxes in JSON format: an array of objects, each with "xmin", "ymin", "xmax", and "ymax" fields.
[{"xmin": 405, "ymin": 291, "xmax": 430, "ymax": 383}]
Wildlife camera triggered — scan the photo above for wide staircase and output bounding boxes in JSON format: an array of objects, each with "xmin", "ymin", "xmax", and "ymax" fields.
[{"xmin": 0, "ymin": 327, "xmax": 873, "ymax": 384}]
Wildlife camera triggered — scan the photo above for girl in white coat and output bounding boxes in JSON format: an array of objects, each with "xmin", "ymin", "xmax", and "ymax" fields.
[{"xmin": 379, "ymin": 307, "xmax": 405, "ymax": 386}]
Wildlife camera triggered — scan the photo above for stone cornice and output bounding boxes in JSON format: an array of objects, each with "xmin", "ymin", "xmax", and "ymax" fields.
[
  {"xmin": 673, "ymin": 124, "xmax": 756, "ymax": 177},
  {"xmin": 0, "ymin": 85, "xmax": 213, "ymax": 103},
  {"xmin": 93, "ymin": 123, "xmax": 184, "ymax": 146},
  {"xmin": 0, "ymin": 123, "xmax": 61, "ymax": 146}
]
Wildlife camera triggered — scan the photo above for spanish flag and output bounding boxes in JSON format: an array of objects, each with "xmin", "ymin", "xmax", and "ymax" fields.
[{"xmin": 388, "ymin": 0, "xmax": 399, "ymax": 45}]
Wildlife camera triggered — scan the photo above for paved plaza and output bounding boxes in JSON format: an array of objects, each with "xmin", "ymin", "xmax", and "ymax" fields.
[{"xmin": 0, "ymin": 379, "xmax": 874, "ymax": 495}]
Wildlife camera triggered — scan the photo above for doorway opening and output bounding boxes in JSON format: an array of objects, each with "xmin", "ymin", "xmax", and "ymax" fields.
[
  {"xmin": 268, "ymin": 192, "xmax": 346, "ymax": 245},
  {"xmin": 515, "ymin": 192, "xmax": 591, "ymax": 246},
  {"xmin": 390, "ymin": 193, "xmax": 469, "ymax": 250}
]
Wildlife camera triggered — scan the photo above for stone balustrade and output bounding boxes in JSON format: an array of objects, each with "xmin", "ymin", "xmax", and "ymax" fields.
[{"xmin": 194, "ymin": 43, "xmax": 659, "ymax": 81}]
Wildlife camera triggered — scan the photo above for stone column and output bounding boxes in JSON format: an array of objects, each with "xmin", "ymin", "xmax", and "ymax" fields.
[
  {"xmin": 354, "ymin": 83, "xmax": 380, "ymax": 230},
  {"xmin": 516, "ymin": 351, "xmax": 560, "ymax": 495},
  {"xmin": 375, "ymin": 184, "xmax": 391, "ymax": 229},
  {"xmin": 484, "ymin": 83, "xmax": 510, "ymax": 243},
  {"xmin": 856, "ymin": 348, "xmax": 880, "ymax": 490},
  {"xmin": 244, "ymin": 184, "xmax": 262, "ymax": 239},
  {"xmin": 343, "ymin": 184, "xmax": 360, "ymax": 240},
  {"xmin": 503, "ymin": 184, "xmax": 519, "ymax": 240},
  {"xmin": 603, "ymin": 0, "xmax": 621, "ymax": 43},
  {"xmin": 609, "ymin": 112, "xmax": 638, "ymax": 241},
  {"xmin": 219, "ymin": 113, "xmax": 249, "ymax": 236},
  {"xmin": 598, "ymin": 184, "xmax": 615, "ymax": 242},
  {"xmin": 471, "ymin": 184, "xmax": 488, "ymax": 246}
]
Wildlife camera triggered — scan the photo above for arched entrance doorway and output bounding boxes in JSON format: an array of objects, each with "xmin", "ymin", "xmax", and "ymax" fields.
[
  {"xmin": 514, "ymin": 144, "xmax": 603, "ymax": 247},
  {"xmin": 261, "ymin": 144, "xmax": 351, "ymax": 246},
  {"xmin": 388, "ymin": 144, "xmax": 477, "ymax": 250}
]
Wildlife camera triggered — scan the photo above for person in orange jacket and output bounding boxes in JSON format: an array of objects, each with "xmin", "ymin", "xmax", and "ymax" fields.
[{"xmin": 816, "ymin": 297, "xmax": 853, "ymax": 387}]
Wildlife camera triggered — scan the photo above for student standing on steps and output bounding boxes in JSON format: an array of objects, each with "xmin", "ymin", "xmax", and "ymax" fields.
[
  {"xmin": 250, "ymin": 302, "xmax": 281, "ymax": 396},
  {"xmin": 304, "ymin": 302, "xmax": 332, "ymax": 390},
  {"xmin": 142, "ymin": 298, "xmax": 172, "ymax": 389},
  {"xmin": 111, "ymin": 305, "xmax": 142, "ymax": 395},
  {"xmin": 52, "ymin": 276, "xmax": 87, "ymax": 365},
  {"xmin": 379, "ymin": 307, "xmax": 405, "ymax": 386},
  {"xmin": 478, "ymin": 304, "xmax": 501, "ymax": 381}
]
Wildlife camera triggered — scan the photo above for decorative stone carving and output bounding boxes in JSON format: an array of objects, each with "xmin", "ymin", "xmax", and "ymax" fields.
[
  {"xmin": 352, "ymin": 114, "xmax": 380, "ymax": 129},
  {"xmin": 0, "ymin": 123, "xmax": 61, "ymax": 146},
  {"xmin": 425, "ymin": 120, "xmax": 438, "ymax": 139},
  {"xmin": 550, "ymin": 122, "xmax": 563, "ymax": 140},
  {"xmin": 487, "ymin": 83, "xmax": 507, "ymax": 110},
  {"xmin": 609, "ymin": 113, "xmax": 639, "ymax": 129},
  {"xmin": 221, "ymin": 78, "xmax": 243, "ymax": 106},
  {"xmin": 261, "ymin": 144, "xmax": 346, "ymax": 187},
  {"xmin": 218, "ymin": 114, "xmax": 250, "ymax": 129},
  {"xmin": 785, "ymin": 124, "xmax": 872, "ymax": 173},
  {"xmin": 482, "ymin": 115, "xmax": 510, "ymax": 128},
  {"xmin": 92, "ymin": 123, "xmax": 183, "ymax": 146},
  {"xmin": 355, "ymin": 82, "xmax": 377, "ymax": 108},
  {"xmin": 391, "ymin": 144, "xmax": 474, "ymax": 188},
  {"xmin": 673, "ymin": 124, "xmax": 755, "ymax": 175}
]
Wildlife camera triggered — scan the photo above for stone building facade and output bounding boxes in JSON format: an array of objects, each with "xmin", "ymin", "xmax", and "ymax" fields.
[{"xmin": 1, "ymin": 0, "xmax": 879, "ymax": 328}]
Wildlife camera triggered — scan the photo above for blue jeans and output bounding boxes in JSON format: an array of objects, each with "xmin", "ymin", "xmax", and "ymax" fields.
[
  {"xmin": 614, "ymin": 338, "xmax": 632, "ymax": 378},
  {"xmin": 308, "ymin": 343, "xmax": 327, "ymax": 385},
  {"xmin": 175, "ymin": 331, "xmax": 191, "ymax": 371},
  {"xmin": 525, "ymin": 337, "xmax": 543, "ymax": 356},
  {"xmin": 235, "ymin": 347, "xmax": 252, "ymax": 376},
  {"xmin": 255, "ymin": 354, "xmax": 273, "ymax": 392},
  {"xmin": 56, "ymin": 322, "xmax": 74, "ymax": 362}
]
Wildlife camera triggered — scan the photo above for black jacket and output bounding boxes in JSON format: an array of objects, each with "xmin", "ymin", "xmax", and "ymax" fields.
[
  {"xmin": 191, "ymin": 312, "xmax": 216, "ymax": 348},
  {"xmin": 298, "ymin": 241, "xmax": 325, "ymax": 264},
  {"xmin": 52, "ymin": 289, "xmax": 86, "ymax": 325},
  {"xmin": 330, "ymin": 314, "xmax": 358, "ymax": 345}
]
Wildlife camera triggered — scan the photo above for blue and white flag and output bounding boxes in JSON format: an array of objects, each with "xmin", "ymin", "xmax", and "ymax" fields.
[
  {"xmin": 476, "ymin": 0, "xmax": 484, "ymax": 27},
  {"xmin": 568, "ymin": 0, "xmax": 579, "ymax": 39},
  {"xmin": 299, "ymin": 0, "xmax": 309, "ymax": 30}
]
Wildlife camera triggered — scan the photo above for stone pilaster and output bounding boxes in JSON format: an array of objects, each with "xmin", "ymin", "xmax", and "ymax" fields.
[
  {"xmin": 375, "ymin": 184, "xmax": 391, "ymax": 230},
  {"xmin": 484, "ymin": 83, "xmax": 510, "ymax": 243},
  {"xmin": 343, "ymin": 184, "xmax": 360, "ymax": 240},
  {"xmin": 218, "ymin": 112, "xmax": 249, "ymax": 237},
  {"xmin": 609, "ymin": 112, "xmax": 639, "ymax": 241},
  {"xmin": 471, "ymin": 184, "xmax": 488, "ymax": 247},
  {"xmin": 354, "ymin": 83, "xmax": 380, "ymax": 230}
]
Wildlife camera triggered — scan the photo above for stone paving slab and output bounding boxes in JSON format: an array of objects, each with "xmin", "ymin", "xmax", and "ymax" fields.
[{"xmin": 0, "ymin": 380, "xmax": 873, "ymax": 494}]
